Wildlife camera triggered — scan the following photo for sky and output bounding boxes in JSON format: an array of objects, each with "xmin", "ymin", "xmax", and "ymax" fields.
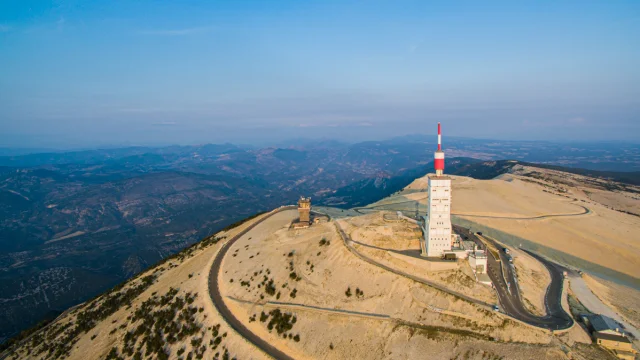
[{"xmin": 1, "ymin": 0, "xmax": 639, "ymax": 148}]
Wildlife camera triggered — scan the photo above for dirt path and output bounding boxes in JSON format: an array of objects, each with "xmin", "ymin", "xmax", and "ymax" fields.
[{"xmin": 333, "ymin": 220, "xmax": 494, "ymax": 309}]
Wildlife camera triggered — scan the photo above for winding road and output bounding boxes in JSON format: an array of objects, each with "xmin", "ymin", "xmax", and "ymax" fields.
[
  {"xmin": 452, "ymin": 204, "xmax": 591, "ymax": 220},
  {"xmin": 207, "ymin": 206, "xmax": 296, "ymax": 360},
  {"xmin": 207, "ymin": 205, "xmax": 574, "ymax": 360},
  {"xmin": 456, "ymin": 226, "xmax": 573, "ymax": 330},
  {"xmin": 353, "ymin": 201, "xmax": 575, "ymax": 329},
  {"xmin": 356, "ymin": 197, "xmax": 591, "ymax": 221},
  {"xmin": 338, "ymin": 218, "xmax": 572, "ymax": 330}
]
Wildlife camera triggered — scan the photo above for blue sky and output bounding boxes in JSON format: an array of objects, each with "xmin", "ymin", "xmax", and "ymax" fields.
[{"xmin": 1, "ymin": 1, "xmax": 639, "ymax": 148}]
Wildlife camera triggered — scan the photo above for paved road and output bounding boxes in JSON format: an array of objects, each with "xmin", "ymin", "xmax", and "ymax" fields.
[
  {"xmin": 349, "ymin": 203, "xmax": 574, "ymax": 330},
  {"xmin": 208, "ymin": 206, "xmax": 296, "ymax": 360},
  {"xmin": 208, "ymin": 205, "xmax": 572, "ymax": 360},
  {"xmin": 360, "ymin": 203, "xmax": 590, "ymax": 220},
  {"xmin": 453, "ymin": 204, "xmax": 590, "ymax": 220},
  {"xmin": 355, "ymin": 198, "xmax": 590, "ymax": 221},
  {"xmin": 339, "ymin": 218, "xmax": 572, "ymax": 330},
  {"xmin": 457, "ymin": 225, "xmax": 572, "ymax": 329},
  {"xmin": 521, "ymin": 249, "xmax": 574, "ymax": 329}
]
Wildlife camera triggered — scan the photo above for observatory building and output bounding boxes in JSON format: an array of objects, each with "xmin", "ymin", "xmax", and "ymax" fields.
[
  {"xmin": 293, "ymin": 196, "xmax": 311, "ymax": 229},
  {"xmin": 421, "ymin": 123, "xmax": 453, "ymax": 257}
]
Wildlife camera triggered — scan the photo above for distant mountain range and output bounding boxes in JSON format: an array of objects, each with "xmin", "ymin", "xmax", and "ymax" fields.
[{"xmin": 1, "ymin": 137, "xmax": 639, "ymax": 342}]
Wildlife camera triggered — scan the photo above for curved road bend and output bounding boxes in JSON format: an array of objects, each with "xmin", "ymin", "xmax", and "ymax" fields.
[
  {"xmin": 354, "ymin": 198, "xmax": 590, "ymax": 221},
  {"xmin": 455, "ymin": 226, "xmax": 572, "ymax": 330},
  {"xmin": 452, "ymin": 204, "xmax": 590, "ymax": 220},
  {"xmin": 520, "ymin": 249, "xmax": 573, "ymax": 329},
  {"xmin": 208, "ymin": 206, "xmax": 296, "ymax": 360},
  {"xmin": 345, "ymin": 206, "xmax": 573, "ymax": 329},
  {"xmin": 341, "ymin": 219, "xmax": 572, "ymax": 329}
]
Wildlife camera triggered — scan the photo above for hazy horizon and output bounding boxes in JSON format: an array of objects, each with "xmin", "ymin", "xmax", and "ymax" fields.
[
  {"xmin": 1, "ymin": 1, "xmax": 639, "ymax": 148},
  {"xmin": 2, "ymin": 130, "xmax": 640, "ymax": 155}
]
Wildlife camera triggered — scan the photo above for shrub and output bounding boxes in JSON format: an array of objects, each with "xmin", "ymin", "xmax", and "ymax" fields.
[
  {"xmin": 260, "ymin": 312, "xmax": 269, "ymax": 322},
  {"xmin": 265, "ymin": 309, "xmax": 296, "ymax": 335},
  {"xmin": 265, "ymin": 279, "xmax": 277, "ymax": 296}
]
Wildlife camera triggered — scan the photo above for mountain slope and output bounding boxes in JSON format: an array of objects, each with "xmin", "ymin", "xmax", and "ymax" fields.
[
  {"xmin": 0, "ymin": 212, "xmax": 270, "ymax": 360},
  {"xmin": 0, "ymin": 170, "xmax": 281, "ymax": 343},
  {"xmin": 1, "ymin": 137, "xmax": 639, "ymax": 342}
]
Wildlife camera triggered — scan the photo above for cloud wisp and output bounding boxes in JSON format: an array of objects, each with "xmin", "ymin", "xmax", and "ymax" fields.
[
  {"xmin": 152, "ymin": 121, "xmax": 178, "ymax": 126},
  {"xmin": 139, "ymin": 26, "xmax": 213, "ymax": 36},
  {"xmin": 567, "ymin": 117, "xmax": 586, "ymax": 125}
]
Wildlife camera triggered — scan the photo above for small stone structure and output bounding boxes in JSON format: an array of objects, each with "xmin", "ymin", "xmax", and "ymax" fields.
[{"xmin": 293, "ymin": 197, "xmax": 311, "ymax": 229}]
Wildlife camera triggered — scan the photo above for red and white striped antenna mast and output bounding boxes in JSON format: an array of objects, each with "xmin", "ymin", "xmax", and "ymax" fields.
[{"xmin": 434, "ymin": 122, "xmax": 445, "ymax": 176}]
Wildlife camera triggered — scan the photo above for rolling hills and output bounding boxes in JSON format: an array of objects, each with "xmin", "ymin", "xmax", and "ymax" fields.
[{"xmin": 1, "ymin": 138, "xmax": 638, "ymax": 343}]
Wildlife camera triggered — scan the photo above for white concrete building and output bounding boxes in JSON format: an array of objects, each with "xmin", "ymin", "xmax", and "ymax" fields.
[
  {"xmin": 421, "ymin": 175, "xmax": 452, "ymax": 257},
  {"xmin": 420, "ymin": 123, "xmax": 454, "ymax": 258},
  {"xmin": 468, "ymin": 249, "xmax": 488, "ymax": 274}
]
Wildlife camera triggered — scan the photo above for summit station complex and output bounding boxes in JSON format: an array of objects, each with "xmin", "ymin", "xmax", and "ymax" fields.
[{"xmin": 421, "ymin": 123, "xmax": 453, "ymax": 258}]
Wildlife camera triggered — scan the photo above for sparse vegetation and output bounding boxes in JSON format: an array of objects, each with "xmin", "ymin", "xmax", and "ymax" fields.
[
  {"xmin": 116, "ymin": 288, "xmax": 203, "ymax": 358},
  {"xmin": 16, "ymin": 274, "xmax": 158, "ymax": 359},
  {"xmin": 262, "ymin": 309, "xmax": 298, "ymax": 336}
]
